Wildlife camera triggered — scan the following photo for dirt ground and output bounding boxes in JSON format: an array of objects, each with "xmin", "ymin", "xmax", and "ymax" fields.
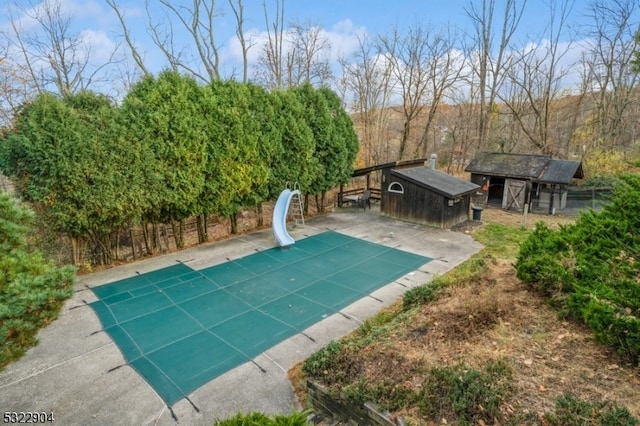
[
  {"xmin": 480, "ymin": 207, "xmax": 577, "ymax": 230},
  {"xmin": 291, "ymin": 208, "xmax": 640, "ymax": 424}
]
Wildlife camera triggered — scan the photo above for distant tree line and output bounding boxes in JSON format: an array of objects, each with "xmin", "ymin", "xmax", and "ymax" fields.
[
  {"xmin": 2, "ymin": 0, "xmax": 639, "ymax": 172},
  {"xmin": 0, "ymin": 72, "xmax": 358, "ymax": 266}
]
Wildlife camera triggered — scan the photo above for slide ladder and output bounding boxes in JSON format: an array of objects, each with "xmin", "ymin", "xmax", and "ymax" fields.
[{"xmin": 290, "ymin": 182, "xmax": 305, "ymax": 227}]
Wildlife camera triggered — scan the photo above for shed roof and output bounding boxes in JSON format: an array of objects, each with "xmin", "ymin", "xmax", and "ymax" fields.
[
  {"xmin": 537, "ymin": 159, "xmax": 584, "ymax": 184},
  {"xmin": 464, "ymin": 152, "xmax": 583, "ymax": 183},
  {"xmin": 465, "ymin": 152, "xmax": 550, "ymax": 178},
  {"xmin": 391, "ymin": 166, "xmax": 480, "ymax": 198}
]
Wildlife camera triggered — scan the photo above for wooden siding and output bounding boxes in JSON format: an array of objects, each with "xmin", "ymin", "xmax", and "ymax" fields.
[{"xmin": 381, "ymin": 169, "xmax": 471, "ymax": 229}]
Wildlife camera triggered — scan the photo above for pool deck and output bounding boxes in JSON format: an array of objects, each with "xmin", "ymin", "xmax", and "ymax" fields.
[{"xmin": 0, "ymin": 208, "xmax": 483, "ymax": 425}]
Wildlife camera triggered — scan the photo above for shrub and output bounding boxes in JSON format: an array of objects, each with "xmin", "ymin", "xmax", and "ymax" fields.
[
  {"xmin": 214, "ymin": 411, "xmax": 310, "ymax": 426},
  {"xmin": 515, "ymin": 174, "xmax": 640, "ymax": 364},
  {"xmin": 0, "ymin": 194, "xmax": 76, "ymax": 369},
  {"xmin": 302, "ymin": 340, "xmax": 363, "ymax": 387},
  {"xmin": 544, "ymin": 394, "xmax": 638, "ymax": 425},
  {"xmin": 341, "ymin": 378, "xmax": 418, "ymax": 411},
  {"xmin": 515, "ymin": 221, "xmax": 575, "ymax": 296},
  {"xmin": 418, "ymin": 359, "xmax": 513, "ymax": 425},
  {"xmin": 403, "ymin": 283, "xmax": 441, "ymax": 310}
]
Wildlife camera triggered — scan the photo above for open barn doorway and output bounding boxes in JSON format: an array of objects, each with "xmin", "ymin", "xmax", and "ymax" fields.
[{"xmin": 487, "ymin": 177, "xmax": 505, "ymax": 207}]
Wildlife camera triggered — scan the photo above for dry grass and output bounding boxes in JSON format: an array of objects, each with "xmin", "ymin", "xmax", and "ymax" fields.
[{"xmin": 290, "ymin": 209, "xmax": 640, "ymax": 424}]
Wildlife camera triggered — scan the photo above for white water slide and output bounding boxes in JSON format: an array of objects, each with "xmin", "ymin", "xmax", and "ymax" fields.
[{"xmin": 272, "ymin": 188, "xmax": 300, "ymax": 247}]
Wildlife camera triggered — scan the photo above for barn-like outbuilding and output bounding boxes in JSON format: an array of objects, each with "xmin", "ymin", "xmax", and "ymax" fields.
[
  {"xmin": 380, "ymin": 165, "xmax": 480, "ymax": 229},
  {"xmin": 464, "ymin": 152, "xmax": 584, "ymax": 213}
]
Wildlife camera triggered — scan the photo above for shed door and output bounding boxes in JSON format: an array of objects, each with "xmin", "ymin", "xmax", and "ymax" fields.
[{"xmin": 502, "ymin": 179, "xmax": 526, "ymax": 211}]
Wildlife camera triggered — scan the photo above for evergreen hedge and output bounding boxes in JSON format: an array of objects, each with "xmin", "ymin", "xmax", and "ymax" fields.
[{"xmin": 516, "ymin": 174, "xmax": 640, "ymax": 364}]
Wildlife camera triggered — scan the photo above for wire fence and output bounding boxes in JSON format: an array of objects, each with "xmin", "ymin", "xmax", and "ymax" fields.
[{"xmin": 530, "ymin": 186, "xmax": 612, "ymax": 216}]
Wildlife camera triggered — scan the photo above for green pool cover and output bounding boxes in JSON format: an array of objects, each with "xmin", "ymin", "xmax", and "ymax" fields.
[{"xmin": 90, "ymin": 231, "xmax": 431, "ymax": 406}]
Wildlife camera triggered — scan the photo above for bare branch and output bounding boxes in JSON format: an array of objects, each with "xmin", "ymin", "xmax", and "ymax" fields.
[
  {"xmin": 228, "ymin": 0, "xmax": 254, "ymax": 83},
  {"xmin": 106, "ymin": 0, "xmax": 150, "ymax": 77},
  {"xmin": 6, "ymin": 0, "xmax": 120, "ymax": 97}
]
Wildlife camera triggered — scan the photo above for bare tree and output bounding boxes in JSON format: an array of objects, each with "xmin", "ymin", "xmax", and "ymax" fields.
[
  {"xmin": 257, "ymin": 0, "xmax": 287, "ymax": 88},
  {"xmin": 108, "ymin": 0, "xmax": 257, "ymax": 83},
  {"xmin": 284, "ymin": 21, "xmax": 333, "ymax": 87},
  {"xmin": 339, "ymin": 34, "xmax": 394, "ymax": 165},
  {"xmin": 464, "ymin": 0, "xmax": 526, "ymax": 151},
  {"xmin": 228, "ymin": 0, "xmax": 253, "ymax": 83},
  {"xmin": 379, "ymin": 23, "xmax": 460, "ymax": 161},
  {"xmin": 106, "ymin": 0, "xmax": 151, "ymax": 78},
  {"xmin": 442, "ymin": 100, "xmax": 478, "ymax": 172},
  {"xmin": 7, "ymin": 0, "xmax": 119, "ymax": 97},
  {"xmin": 498, "ymin": 0, "xmax": 576, "ymax": 156},
  {"xmin": 147, "ymin": 0, "xmax": 221, "ymax": 82},
  {"xmin": 256, "ymin": 2, "xmax": 332, "ymax": 89},
  {"xmin": 378, "ymin": 25, "xmax": 431, "ymax": 160},
  {"xmin": 580, "ymin": 0, "xmax": 640, "ymax": 156},
  {"xmin": 0, "ymin": 33, "xmax": 32, "ymax": 125},
  {"xmin": 412, "ymin": 28, "xmax": 466, "ymax": 158}
]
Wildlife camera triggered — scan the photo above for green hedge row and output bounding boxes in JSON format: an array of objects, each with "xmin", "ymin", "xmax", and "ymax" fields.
[{"xmin": 0, "ymin": 73, "xmax": 358, "ymax": 266}]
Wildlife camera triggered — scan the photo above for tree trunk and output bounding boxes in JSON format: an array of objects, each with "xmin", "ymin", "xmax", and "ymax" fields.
[
  {"xmin": 130, "ymin": 229, "xmax": 137, "ymax": 259},
  {"xmin": 256, "ymin": 203, "xmax": 264, "ymax": 227},
  {"xmin": 398, "ymin": 120, "xmax": 411, "ymax": 161},
  {"xmin": 196, "ymin": 214, "xmax": 208, "ymax": 243},
  {"xmin": 101, "ymin": 234, "xmax": 113, "ymax": 264},
  {"xmin": 69, "ymin": 235, "xmax": 82, "ymax": 266},
  {"xmin": 172, "ymin": 220, "xmax": 185, "ymax": 249},
  {"xmin": 142, "ymin": 221, "xmax": 150, "ymax": 255},
  {"xmin": 153, "ymin": 222, "xmax": 162, "ymax": 252},
  {"xmin": 113, "ymin": 229, "xmax": 120, "ymax": 262},
  {"xmin": 142, "ymin": 219, "xmax": 157, "ymax": 255},
  {"xmin": 230, "ymin": 213, "xmax": 238, "ymax": 234}
]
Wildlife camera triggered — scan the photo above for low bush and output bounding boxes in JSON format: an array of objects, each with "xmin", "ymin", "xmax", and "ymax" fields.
[
  {"xmin": 402, "ymin": 282, "xmax": 441, "ymax": 310},
  {"xmin": 213, "ymin": 411, "xmax": 309, "ymax": 426},
  {"xmin": 302, "ymin": 340, "xmax": 364, "ymax": 389},
  {"xmin": 341, "ymin": 378, "xmax": 418, "ymax": 410},
  {"xmin": 418, "ymin": 359, "xmax": 513, "ymax": 425},
  {"xmin": 544, "ymin": 394, "xmax": 638, "ymax": 426}
]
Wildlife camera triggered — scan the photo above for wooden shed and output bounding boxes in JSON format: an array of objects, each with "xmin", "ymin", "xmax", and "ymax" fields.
[
  {"xmin": 465, "ymin": 152, "xmax": 584, "ymax": 213},
  {"xmin": 381, "ymin": 165, "xmax": 480, "ymax": 229}
]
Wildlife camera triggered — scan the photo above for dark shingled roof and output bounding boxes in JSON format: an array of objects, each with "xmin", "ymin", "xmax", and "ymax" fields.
[
  {"xmin": 538, "ymin": 159, "xmax": 584, "ymax": 184},
  {"xmin": 391, "ymin": 167, "xmax": 480, "ymax": 198},
  {"xmin": 465, "ymin": 152, "xmax": 583, "ymax": 184}
]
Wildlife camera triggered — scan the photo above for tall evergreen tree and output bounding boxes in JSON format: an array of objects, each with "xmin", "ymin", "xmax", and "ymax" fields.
[
  {"xmin": 198, "ymin": 81, "xmax": 268, "ymax": 234},
  {"xmin": 121, "ymin": 71, "xmax": 208, "ymax": 249},
  {"xmin": 0, "ymin": 91, "xmax": 147, "ymax": 264},
  {"xmin": 292, "ymin": 84, "xmax": 359, "ymax": 211},
  {"xmin": 267, "ymin": 89, "xmax": 318, "ymax": 196}
]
